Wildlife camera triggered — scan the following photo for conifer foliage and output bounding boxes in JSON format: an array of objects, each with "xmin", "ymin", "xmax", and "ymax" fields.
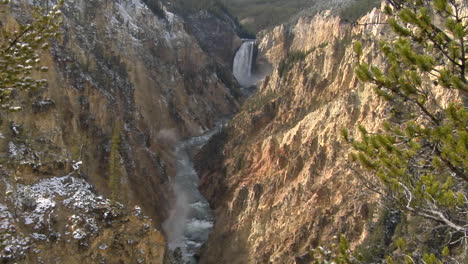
[
  {"xmin": 0, "ymin": 0, "xmax": 63, "ymax": 111},
  {"xmin": 351, "ymin": 0, "xmax": 466, "ymax": 233},
  {"xmin": 317, "ymin": 0, "xmax": 467, "ymax": 262}
]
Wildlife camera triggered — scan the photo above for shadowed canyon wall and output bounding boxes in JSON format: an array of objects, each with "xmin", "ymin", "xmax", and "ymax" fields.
[{"xmin": 0, "ymin": 0, "xmax": 242, "ymax": 262}]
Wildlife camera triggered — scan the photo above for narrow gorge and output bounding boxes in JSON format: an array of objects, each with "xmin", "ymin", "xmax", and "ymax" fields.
[
  {"xmin": 163, "ymin": 35, "xmax": 258, "ymax": 263},
  {"xmin": 162, "ymin": 122, "xmax": 223, "ymax": 263},
  {"xmin": 0, "ymin": 0, "xmax": 466, "ymax": 264}
]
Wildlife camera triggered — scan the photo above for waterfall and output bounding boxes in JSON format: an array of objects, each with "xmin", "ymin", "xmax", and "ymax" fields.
[{"xmin": 233, "ymin": 40, "xmax": 255, "ymax": 87}]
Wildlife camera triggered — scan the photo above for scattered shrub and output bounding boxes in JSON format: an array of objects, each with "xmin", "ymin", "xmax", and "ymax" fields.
[{"xmin": 278, "ymin": 50, "xmax": 311, "ymax": 78}]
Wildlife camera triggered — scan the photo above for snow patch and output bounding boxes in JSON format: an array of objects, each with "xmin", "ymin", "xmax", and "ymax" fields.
[
  {"xmin": 31, "ymin": 233, "xmax": 47, "ymax": 241},
  {"xmin": 8, "ymin": 142, "xmax": 25, "ymax": 158},
  {"xmin": 0, "ymin": 175, "xmax": 114, "ymax": 259},
  {"xmin": 72, "ymin": 160, "xmax": 83, "ymax": 171}
]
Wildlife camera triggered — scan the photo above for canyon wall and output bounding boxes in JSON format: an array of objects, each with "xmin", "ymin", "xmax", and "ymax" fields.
[
  {"xmin": 196, "ymin": 8, "xmax": 392, "ymax": 264},
  {"xmin": 0, "ymin": 0, "xmax": 241, "ymax": 262}
]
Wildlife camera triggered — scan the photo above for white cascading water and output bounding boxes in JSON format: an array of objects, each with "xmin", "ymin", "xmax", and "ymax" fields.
[
  {"xmin": 162, "ymin": 41, "xmax": 257, "ymax": 263},
  {"xmin": 233, "ymin": 40, "xmax": 255, "ymax": 87},
  {"xmin": 162, "ymin": 121, "xmax": 226, "ymax": 264}
]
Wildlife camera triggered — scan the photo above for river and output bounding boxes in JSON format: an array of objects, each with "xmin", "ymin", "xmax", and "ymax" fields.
[{"xmin": 162, "ymin": 123, "xmax": 225, "ymax": 264}]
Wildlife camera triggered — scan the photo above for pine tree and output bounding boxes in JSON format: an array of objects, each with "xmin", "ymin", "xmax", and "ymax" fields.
[
  {"xmin": 108, "ymin": 121, "xmax": 121, "ymax": 202},
  {"xmin": 351, "ymin": 0, "xmax": 466, "ymax": 234},
  {"xmin": 0, "ymin": 0, "xmax": 63, "ymax": 111},
  {"xmin": 315, "ymin": 0, "xmax": 466, "ymax": 262}
]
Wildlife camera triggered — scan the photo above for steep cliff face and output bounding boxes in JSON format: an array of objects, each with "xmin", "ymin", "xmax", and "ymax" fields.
[
  {"xmin": 196, "ymin": 8, "xmax": 392, "ymax": 264},
  {"xmin": 0, "ymin": 0, "xmax": 241, "ymax": 262}
]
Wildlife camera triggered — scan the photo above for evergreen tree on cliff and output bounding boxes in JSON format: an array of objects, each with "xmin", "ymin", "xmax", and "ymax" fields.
[
  {"xmin": 0, "ymin": 0, "xmax": 63, "ymax": 112},
  {"xmin": 315, "ymin": 0, "xmax": 467, "ymax": 262}
]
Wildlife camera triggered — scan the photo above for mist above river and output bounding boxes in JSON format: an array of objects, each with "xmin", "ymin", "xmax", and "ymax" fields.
[{"xmin": 162, "ymin": 125, "xmax": 224, "ymax": 263}]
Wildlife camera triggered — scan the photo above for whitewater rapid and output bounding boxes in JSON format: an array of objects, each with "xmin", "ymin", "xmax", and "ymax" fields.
[
  {"xmin": 162, "ymin": 40, "xmax": 258, "ymax": 263},
  {"xmin": 162, "ymin": 124, "xmax": 225, "ymax": 263}
]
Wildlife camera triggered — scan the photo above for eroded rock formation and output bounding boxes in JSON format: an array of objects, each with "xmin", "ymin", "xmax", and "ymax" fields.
[{"xmin": 196, "ymin": 8, "xmax": 393, "ymax": 264}]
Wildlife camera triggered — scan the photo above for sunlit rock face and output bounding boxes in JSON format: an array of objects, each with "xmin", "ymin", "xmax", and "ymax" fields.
[
  {"xmin": 195, "ymin": 8, "xmax": 399, "ymax": 264},
  {"xmin": 1, "ymin": 0, "xmax": 241, "ymax": 262}
]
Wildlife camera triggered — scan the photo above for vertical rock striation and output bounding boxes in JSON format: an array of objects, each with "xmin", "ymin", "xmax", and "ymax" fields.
[{"xmin": 196, "ymin": 8, "xmax": 394, "ymax": 264}]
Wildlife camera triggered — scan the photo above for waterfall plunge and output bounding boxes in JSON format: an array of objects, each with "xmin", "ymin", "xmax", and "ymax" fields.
[{"xmin": 233, "ymin": 40, "xmax": 255, "ymax": 87}]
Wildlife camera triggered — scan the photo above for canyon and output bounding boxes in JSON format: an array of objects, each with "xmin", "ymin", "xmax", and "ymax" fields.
[
  {"xmin": 0, "ymin": 0, "xmax": 241, "ymax": 262},
  {"xmin": 0, "ymin": 0, "xmax": 465, "ymax": 264},
  {"xmin": 196, "ymin": 8, "xmax": 391, "ymax": 264}
]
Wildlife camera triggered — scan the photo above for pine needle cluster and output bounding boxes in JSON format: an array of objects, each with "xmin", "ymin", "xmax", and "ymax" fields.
[{"xmin": 315, "ymin": 0, "xmax": 467, "ymax": 262}]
